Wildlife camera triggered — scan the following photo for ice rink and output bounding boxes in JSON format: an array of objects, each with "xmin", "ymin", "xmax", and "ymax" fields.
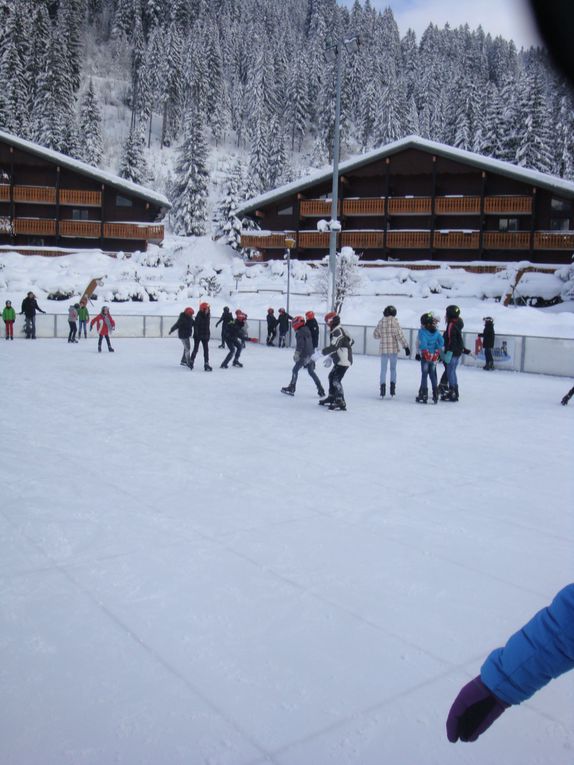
[{"xmin": 1, "ymin": 337, "xmax": 572, "ymax": 764}]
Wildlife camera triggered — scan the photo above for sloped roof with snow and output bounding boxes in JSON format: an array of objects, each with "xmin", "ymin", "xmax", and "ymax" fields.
[
  {"xmin": 0, "ymin": 129, "xmax": 171, "ymax": 211},
  {"xmin": 237, "ymin": 135, "xmax": 574, "ymax": 215}
]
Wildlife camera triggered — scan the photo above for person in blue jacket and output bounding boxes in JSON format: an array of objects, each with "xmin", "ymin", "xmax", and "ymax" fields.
[
  {"xmin": 446, "ymin": 583, "xmax": 574, "ymax": 743},
  {"xmin": 415, "ymin": 312, "xmax": 444, "ymax": 404}
]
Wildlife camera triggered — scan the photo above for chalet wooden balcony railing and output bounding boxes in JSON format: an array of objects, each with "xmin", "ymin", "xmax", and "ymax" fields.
[
  {"xmin": 241, "ymin": 232, "xmax": 290, "ymax": 249},
  {"xmin": 60, "ymin": 189, "xmax": 102, "ymax": 207},
  {"xmin": 387, "ymin": 197, "xmax": 432, "ymax": 215},
  {"xmin": 386, "ymin": 231, "xmax": 431, "ymax": 248},
  {"xmin": 0, "ymin": 183, "xmax": 9, "ymax": 201},
  {"xmin": 13, "ymin": 218, "xmax": 57, "ymax": 236},
  {"xmin": 342, "ymin": 198, "xmax": 386, "ymax": 216},
  {"xmin": 298, "ymin": 231, "xmax": 333, "ymax": 248},
  {"xmin": 299, "ymin": 200, "xmax": 339, "ymax": 217},
  {"xmin": 103, "ymin": 223, "xmax": 164, "ymax": 241},
  {"xmin": 13, "ymin": 185, "xmax": 56, "ymax": 204},
  {"xmin": 435, "ymin": 197, "xmax": 481, "ymax": 215},
  {"xmin": 483, "ymin": 232, "xmax": 531, "ymax": 249},
  {"xmin": 433, "ymin": 231, "xmax": 480, "ymax": 249},
  {"xmin": 341, "ymin": 230, "xmax": 385, "ymax": 248},
  {"xmin": 484, "ymin": 196, "xmax": 532, "ymax": 214},
  {"xmin": 534, "ymin": 232, "xmax": 574, "ymax": 249},
  {"xmin": 60, "ymin": 220, "xmax": 102, "ymax": 238}
]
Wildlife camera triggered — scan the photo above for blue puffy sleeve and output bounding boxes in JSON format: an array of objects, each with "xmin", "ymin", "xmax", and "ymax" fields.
[{"xmin": 481, "ymin": 584, "xmax": 574, "ymax": 705}]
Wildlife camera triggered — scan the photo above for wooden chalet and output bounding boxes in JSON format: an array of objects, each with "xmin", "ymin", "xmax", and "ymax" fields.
[
  {"xmin": 237, "ymin": 136, "xmax": 574, "ymax": 265},
  {"xmin": 0, "ymin": 129, "xmax": 170, "ymax": 255}
]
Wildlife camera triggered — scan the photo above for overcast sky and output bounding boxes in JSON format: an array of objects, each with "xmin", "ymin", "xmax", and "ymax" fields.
[{"xmin": 342, "ymin": 0, "xmax": 543, "ymax": 49}]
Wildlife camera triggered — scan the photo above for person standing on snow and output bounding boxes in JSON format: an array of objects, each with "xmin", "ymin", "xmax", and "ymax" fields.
[
  {"xmin": 169, "ymin": 307, "xmax": 195, "ymax": 368},
  {"xmin": 77, "ymin": 298, "xmax": 90, "ymax": 339},
  {"xmin": 441, "ymin": 305, "xmax": 471, "ymax": 401},
  {"xmin": 319, "ymin": 311, "xmax": 354, "ymax": 411},
  {"xmin": 277, "ymin": 307, "xmax": 292, "ymax": 347},
  {"xmin": 189, "ymin": 302, "xmax": 212, "ymax": 371},
  {"xmin": 479, "ymin": 316, "xmax": 496, "ymax": 370},
  {"xmin": 281, "ymin": 315, "xmax": 325, "ymax": 397},
  {"xmin": 220, "ymin": 310, "xmax": 246, "ymax": 368},
  {"xmin": 216, "ymin": 306, "xmax": 232, "ymax": 348},
  {"xmin": 416, "ymin": 312, "xmax": 444, "ymax": 404},
  {"xmin": 90, "ymin": 305, "xmax": 115, "ymax": 352},
  {"xmin": 20, "ymin": 291, "xmax": 46, "ymax": 339},
  {"xmin": 305, "ymin": 310, "xmax": 320, "ymax": 350},
  {"xmin": 266, "ymin": 308, "xmax": 278, "ymax": 346},
  {"xmin": 67, "ymin": 303, "xmax": 79, "ymax": 343},
  {"xmin": 3, "ymin": 300, "xmax": 15, "ymax": 339},
  {"xmin": 373, "ymin": 305, "xmax": 410, "ymax": 398}
]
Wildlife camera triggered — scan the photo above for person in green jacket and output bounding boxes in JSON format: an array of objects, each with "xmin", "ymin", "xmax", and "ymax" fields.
[
  {"xmin": 77, "ymin": 298, "xmax": 90, "ymax": 339},
  {"xmin": 3, "ymin": 300, "xmax": 15, "ymax": 339}
]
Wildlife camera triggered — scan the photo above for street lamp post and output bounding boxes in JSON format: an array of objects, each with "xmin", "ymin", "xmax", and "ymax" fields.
[
  {"xmin": 325, "ymin": 37, "xmax": 359, "ymax": 313},
  {"xmin": 284, "ymin": 236, "xmax": 296, "ymax": 319}
]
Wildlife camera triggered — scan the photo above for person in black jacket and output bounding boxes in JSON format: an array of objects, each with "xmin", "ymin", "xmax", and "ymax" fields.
[
  {"xmin": 266, "ymin": 308, "xmax": 278, "ymax": 346},
  {"xmin": 281, "ymin": 316, "xmax": 325, "ymax": 396},
  {"xmin": 277, "ymin": 307, "xmax": 292, "ymax": 347},
  {"xmin": 20, "ymin": 291, "xmax": 46, "ymax": 339},
  {"xmin": 441, "ymin": 305, "xmax": 471, "ymax": 402},
  {"xmin": 220, "ymin": 310, "xmax": 246, "ymax": 368},
  {"xmin": 189, "ymin": 302, "xmax": 212, "ymax": 371},
  {"xmin": 479, "ymin": 316, "xmax": 496, "ymax": 370},
  {"xmin": 305, "ymin": 310, "xmax": 320, "ymax": 349},
  {"xmin": 216, "ymin": 306, "xmax": 232, "ymax": 348},
  {"xmin": 169, "ymin": 307, "xmax": 194, "ymax": 368}
]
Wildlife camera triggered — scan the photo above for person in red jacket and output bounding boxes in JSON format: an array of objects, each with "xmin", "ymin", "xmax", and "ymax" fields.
[{"xmin": 90, "ymin": 305, "xmax": 115, "ymax": 352}]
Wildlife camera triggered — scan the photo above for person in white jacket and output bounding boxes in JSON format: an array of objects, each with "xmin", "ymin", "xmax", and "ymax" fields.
[
  {"xmin": 319, "ymin": 312, "xmax": 354, "ymax": 411},
  {"xmin": 373, "ymin": 305, "xmax": 410, "ymax": 397}
]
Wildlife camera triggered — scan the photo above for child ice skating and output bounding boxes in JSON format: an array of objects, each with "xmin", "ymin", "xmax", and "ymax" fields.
[
  {"xmin": 281, "ymin": 316, "xmax": 325, "ymax": 397},
  {"xmin": 77, "ymin": 299, "xmax": 89, "ymax": 338},
  {"xmin": 189, "ymin": 302, "xmax": 212, "ymax": 371},
  {"xmin": 216, "ymin": 306, "xmax": 232, "ymax": 348},
  {"xmin": 3, "ymin": 300, "xmax": 15, "ymax": 339},
  {"xmin": 416, "ymin": 312, "xmax": 444, "ymax": 403},
  {"xmin": 90, "ymin": 306, "xmax": 115, "ymax": 352},
  {"xmin": 373, "ymin": 305, "xmax": 410, "ymax": 397},
  {"xmin": 221, "ymin": 310, "xmax": 246, "ymax": 368},
  {"xmin": 479, "ymin": 317, "xmax": 496, "ymax": 370},
  {"xmin": 277, "ymin": 308, "xmax": 292, "ymax": 347},
  {"xmin": 441, "ymin": 305, "xmax": 470, "ymax": 401},
  {"xmin": 67, "ymin": 304, "xmax": 79, "ymax": 343},
  {"xmin": 266, "ymin": 308, "xmax": 278, "ymax": 346},
  {"xmin": 319, "ymin": 312, "xmax": 354, "ymax": 411},
  {"xmin": 305, "ymin": 311, "xmax": 320, "ymax": 350},
  {"xmin": 169, "ymin": 307, "xmax": 195, "ymax": 368}
]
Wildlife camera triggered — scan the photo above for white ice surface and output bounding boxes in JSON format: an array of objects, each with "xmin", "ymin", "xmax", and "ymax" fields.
[{"xmin": 1, "ymin": 338, "xmax": 573, "ymax": 765}]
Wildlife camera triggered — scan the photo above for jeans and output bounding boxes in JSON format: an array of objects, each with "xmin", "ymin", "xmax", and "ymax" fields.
[
  {"xmin": 379, "ymin": 353, "xmax": 398, "ymax": 384},
  {"xmin": 446, "ymin": 355, "xmax": 461, "ymax": 387},
  {"xmin": 484, "ymin": 347, "xmax": 493, "ymax": 367},
  {"xmin": 78, "ymin": 320, "xmax": 88, "ymax": 338},
  {"xmin": 222, "ymin": 337, "xmax": 242, "ymax": 366},
  {"xmin": 420, "ymin": 360, "xmax": 438, "ymax": 391},
  {"xmin": 290, "ymin": 359, "xmax": 322, "ymax": 391},
  {"xmin": 68, "ymin": 321, "xmax": 77, "ymax": 341},
  {"xmin": 328, "ymin": 365, "xmax": 348, "ymax": 400},
  {"xmin": 190, "ymin": 338, "xmax": 209, "ymax": 364},
  {"xmin": 24, "ymin": 315, "xmax": 36, "ymax": 338},
  {"xmin": 180, "ymin": 337, "xmax": 191, "ymax": 364}
]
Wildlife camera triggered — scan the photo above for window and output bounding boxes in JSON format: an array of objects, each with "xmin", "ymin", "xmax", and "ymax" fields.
[
  {"xmin": 71, "ymin": 209, "xmax": 89, "ymax": 221},
  {"xmin": 498, "ymin": 217, "xmax": 519, "ymax": 232},
  {"xmin": 550, "ymin": 218, "xmax": 570, "ymax": 232},
  {"xmin": 277, "ymin": 205, "xmax": 293, "ymax": 216},
  {"xmin": 116, "ymin": 194, "xmax": 133, "ymax": 208},
  {"xmin": 551, "ymin": 197, "xmax": 570, "ymax": 213}
]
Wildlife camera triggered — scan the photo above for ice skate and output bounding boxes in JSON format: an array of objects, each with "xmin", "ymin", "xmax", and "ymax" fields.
[
  {"xmin": 380, "ymin": 383, "xmax": 386, "ymax": 398},
  {"xmin": 204, "ymin": 363, "xmax": 212, "ymax": 371},
  {"xmin": 416, "ymin": 387, "xmax": 428, "ymax": 404},
  {"xmin": 232, "ymin": 360, "xmax": 243, "ymax": 368},
  {"xmin": 328, "ymin": 398, "xmax": 347, "ymax": 411},
  {"xmin": 319, "ymin": 395, "xmax": 334, "ymax": 406},
  {"xmin": 281, "ymin": 385, "xmax": 295, "ymax": 396},
  {"xmin": 390, "ymin": 382, "xmax": 396, "ymax": 397}
]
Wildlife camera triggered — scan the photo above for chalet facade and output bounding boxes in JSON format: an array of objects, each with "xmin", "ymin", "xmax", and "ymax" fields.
[
  {"xmin": 0, "ymin": 130, "xmax": 170, "ymax": 255},
  {"xmin": 238, "ymin": 136, "xmax": 574, "ymax": 265}
]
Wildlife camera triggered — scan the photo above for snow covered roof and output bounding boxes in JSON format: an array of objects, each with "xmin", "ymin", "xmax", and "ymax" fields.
[
  {"xmin": 237, "ymin": 135, "xmax": 574, "ymax": 215},
  {"xmin": 0, "ymin": 129, "xmax": 171, "ymax": 211}
]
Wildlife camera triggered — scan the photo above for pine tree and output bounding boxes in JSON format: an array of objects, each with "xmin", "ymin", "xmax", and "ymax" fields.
[
  {"xmin": 170, "ymin": 112, "xmax": 209, "ymax": 236},
  {"xmin": 213, "ymin": 159, "xmax": 244, "ymax": 251},
  {"xmin": 78, "ymin": 79, "xmax": 103, "ymax": 166},
  {"xmin": 119, "ymin": 124, "xmax": 149, "ymax": 184}
]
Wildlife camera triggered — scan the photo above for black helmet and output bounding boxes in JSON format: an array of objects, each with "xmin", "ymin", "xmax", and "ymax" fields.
[
  {"xmin": 420, "ymin": 312, "xmax": 435, "ymax": 328},
  {"xmin": 446, "ymin": 305, "xmax": 460, "ymax": 320},
  {"xmin": 383, "ymin": 305, "xmax": 397, "ymax": 317}
]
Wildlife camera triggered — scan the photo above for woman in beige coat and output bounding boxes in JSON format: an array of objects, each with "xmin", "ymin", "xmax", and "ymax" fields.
[{"xmin": 373, "ymin": 305, "xmax": 410, "ymax": 397}]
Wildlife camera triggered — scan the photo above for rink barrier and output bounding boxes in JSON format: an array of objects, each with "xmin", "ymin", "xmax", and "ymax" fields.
[{"xmin": 20, "ymin": 313, "xmax": 574, "ymax": 378}]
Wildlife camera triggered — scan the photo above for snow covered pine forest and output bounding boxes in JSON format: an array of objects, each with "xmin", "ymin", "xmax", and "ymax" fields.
[{"xmin": 1, "ymin": 0, "xmax": 574, "ymax": 241}]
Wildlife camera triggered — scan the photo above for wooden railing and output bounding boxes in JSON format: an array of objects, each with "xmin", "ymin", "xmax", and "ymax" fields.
[
  {"xmin": 386, "ymin": 231, "xmax": 431, "ymax": 248},
  {"xmin": 341, "ymin": 231, "xmax": 385, "ymax": 248},
  {"xmin": 433, "ymin": 231, "xmax": 480, "ymax": 249},
  {"xmin": 13, "ymin": 218, "xmax": 57, "ymax": 236},
  {"xmin": 60, "ymin": 189, "xmax": 102, "ymax": 207},
  {"xmin": 342, "ymin": 198, "xmax": 386, "ymax": 216},
  {"xmin": 484, "ymin": 196, "xmax": 532, "ymax": 214},
  {"xmin": 0, "ymin": 184, "xmax": 9, "ymax": 201},
  {"xmin": 298, "ymin": 231, "xmax": 332, "ymax": 248},
  {"xmin": 483, "ymin": 232, "xmax": 531, "ymax": 249},
  {"xmin": 388, "ymin": 198, "xmax": 432, "ymax": 215},
  {"xmin": 13, "ymin": 185, "xmax": 56, "ymax": 204},
  {"xmin": 534, "ymin": 232, "xmax": 574, "ymax": 249},
  {"xmin": 435, "ymin": 197, "xmax": 481, "ymax": 215},
  {"xmin": 60, "ymin": 220, "xmax": 102, "ymax": 238},
  {"xmin": 241, "ymin": 233, "xmax": 289, "ymax": 249},
  {"xmin": 103, "ymin": 222, "xmax": 164, "ymax": 241},
  {"xmin": 299, "ymin": 200, "xmax": 338, "ymax": 217}
]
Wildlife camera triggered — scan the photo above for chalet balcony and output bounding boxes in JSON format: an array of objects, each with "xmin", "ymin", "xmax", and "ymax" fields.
[
  {"xmin": 387, "ymin": 197, "xmax": 432, "ymax": 215},
  {"xmin": 484, "ymin": 196, "xmax": 532, "ymax": 214},
  {"xmin": 60, "ymin": 220, "xmax": 102, "ymax": 238},
  {"xmin": 241, "ymin": 232, "xmax": 291, "ymax": 249},
  {"xmin": 386, "ymin": 231, "xmax": 431, "ymax": 248},
  {"xmin": 13, "ymin": 185, "xmax": 56, "ymax": 204},
  {"xmin": 483, "ymin": 232, "xmax": 531, "ymax": 249},
  {"xmin": 534, "ymin": 231, "xmax": 574, "ymax": 249},
  {"xmin": 0, "ymin": 183, "xmax": 9, "ymax": 201},
  {"xmin": 299, "ymin": 200, "xmax": 339, "ymax": 217},
  {"xmin": 435, "ymin": 197, "xmax": 480, "ymax": 215},
  {"xmin": 298, "ymin": 231, "xmax": 332, "ymax": 248},
  {"xmin": 342, "ymin": 198, "xmax": 386, "ymax": 216},
  {"xmin": 341, "ymin": 230, "xmax": 385, "ymax": 248},
  {"xmin": 13, "ymin": 217, "xmax": 57, "ymax": 236},
  {"xmin": 433, "ymin": 231, "xmax": 480, "ymax": 249},
  {"xmin": 103, "ymin": 222, "xmax": 164, "ymax": 241},
  {"xmin": 60, "ymin": 189, "xmax": 102, "ymax": 207}
]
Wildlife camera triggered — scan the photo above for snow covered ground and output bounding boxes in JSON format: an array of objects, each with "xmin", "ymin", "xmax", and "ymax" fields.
[{"xmin": 1, "ymin": 338, "xmax": 572, "ymax": 765}]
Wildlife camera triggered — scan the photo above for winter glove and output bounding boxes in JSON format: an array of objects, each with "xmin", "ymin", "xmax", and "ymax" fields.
[
  {"xmin": 446, "ymin": 676, "xmax": 509, "ymax": 743},
  {"xmin": 422, "ymin": 350, "xmax": 432, "ymax": 362},
  {"xmin": 293, "ymin": 351, "xmax": 300, "ymax": 362},
  {"xmin": 405, "ymin": 347, "xmax": 411, "ymax": 356},
  {"xmin": 415, "ymin": 353, "xmax": 421, "ymax": 361},
  {"xmin": 323, "ymin": 357, "xmax": 333, "ymax": 368},
  {"xmin": 311, "ymin": 349, "xmax": 323, "ymax": 363}
]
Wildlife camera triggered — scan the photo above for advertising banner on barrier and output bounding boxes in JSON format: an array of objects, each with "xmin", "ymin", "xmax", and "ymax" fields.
[{"xmin": 468, "ymin": 334, "xmax": 516, "ymax": 368}]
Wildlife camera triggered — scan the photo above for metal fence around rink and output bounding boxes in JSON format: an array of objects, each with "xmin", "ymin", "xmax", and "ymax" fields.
[{"xmin": 19, "ymin": 313, "xmax": 574, "ymax": 378}]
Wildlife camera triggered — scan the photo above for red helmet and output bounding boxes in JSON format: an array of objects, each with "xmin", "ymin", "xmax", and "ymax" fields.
[
  {"xmin": 278, "ymin": 307, "xmax": 285, "ymax": 313},
  {"xmin": 235, "ymin": 309, "xmax": 243, "ymax": 317},
  {"xmin": 267, "ymin": 307, "xmax": 274, "ymax": 314},
  {"xmin": 292, "ymin": 315, "xmax": 305, "ymax": 331},
  {"xmin": 236, "ymin": 311, "xmax": 246, "ymax": 321},
  {"xmin": 305, "ymin": 311, "xmax": 315, "ymax": 320},
  {"xmin": 325, "ymin": 311, "xmax": 339, "ymax": 328},
  {"xmin": 199, "ymin": 302, "xmax": 210, "ymax": 312},
  {"xmin": 184, "ymin": 307, "xmax": 194, "ymax": 316}
]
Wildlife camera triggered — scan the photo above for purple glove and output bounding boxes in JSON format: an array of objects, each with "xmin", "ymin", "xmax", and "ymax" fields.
[{"xmin": 446, "ymin": 676, "xmax": 509, "ymax": 743}]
